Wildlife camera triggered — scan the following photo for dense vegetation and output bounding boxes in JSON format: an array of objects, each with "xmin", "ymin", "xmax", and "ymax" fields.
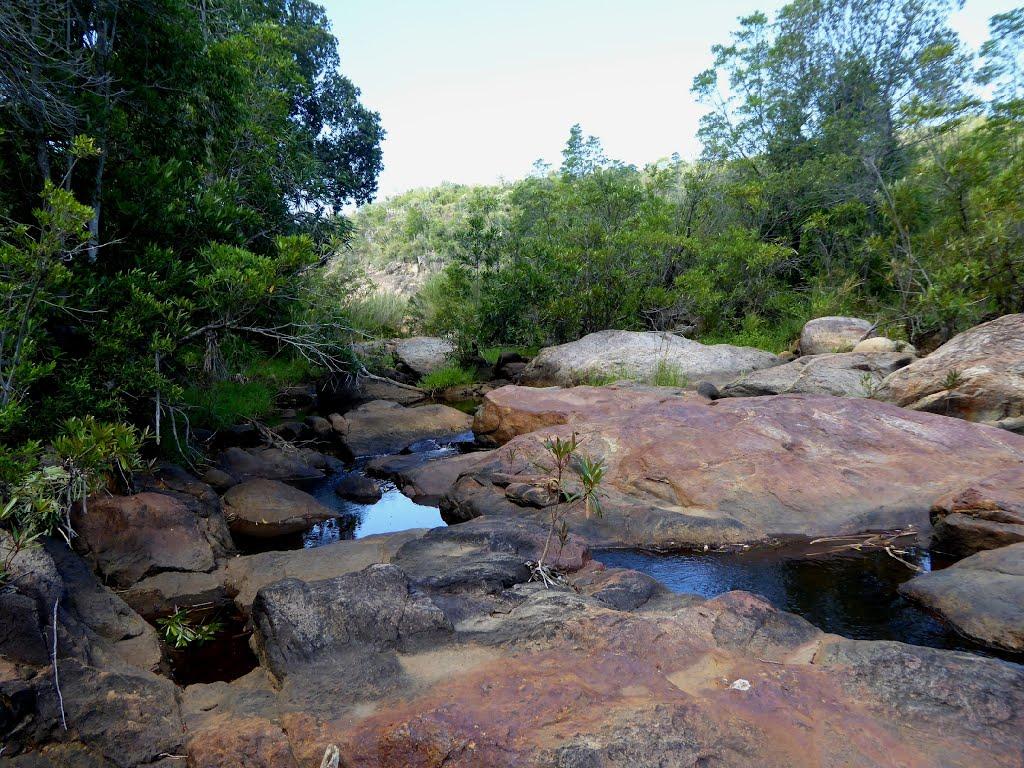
[
  {"xmin": 0, "ymin": 0, "xmax": 382, "ymax": 541},
  {"xmin": 342, "ymin": 1, "xmax": 1022, "ymax": 358}
]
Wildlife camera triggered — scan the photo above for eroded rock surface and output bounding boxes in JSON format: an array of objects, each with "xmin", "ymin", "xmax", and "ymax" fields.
[
  {"xmin": 719, "ymin": 351, "xmax": 914, "ymax": 398},
  {"xmin": 930, "ymin": 467, "xmax": 1024, "ymax": 558},
  {"xmin": 901, "ymin": 542, "xmax": 1024, "ymax": 652},
  {"xmin": 877, "ymin": 313, "xmax": 1024, "ymax": 423},
  {"xmin": 453, "ymin": 386, "xmax": 1024, "ymax": 547},
  {"xmin": 519, "ymin": 330, "xmax": 781, "ymax": 387}
]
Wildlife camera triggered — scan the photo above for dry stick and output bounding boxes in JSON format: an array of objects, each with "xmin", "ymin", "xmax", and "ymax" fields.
[{"xmin": 51, "ymin": 599, "xmax": 67, "ymax": 730}]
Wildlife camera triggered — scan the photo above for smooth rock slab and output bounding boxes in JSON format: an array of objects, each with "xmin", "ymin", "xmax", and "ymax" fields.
[
  {"xmin": 719, "ymin": 351, "xmax": 914, "ymax": 398},
  {"xmin": 877, "ymin": 313, "xmax": 1024, "ymax": 423},
  {"xmin": 900, "ymin": 542, "xmax": 1024, "ymax": 652},
  {"xmin": 222, "ymin": 478, "xmax": 336, "ymax": 538},
  {"xmin": 446, "ymin": 388, "xmax": 1024, "ymax": 547},
  {"xmin": 519, "ymin": 329, "xmax": 781, "ymax": 387}
]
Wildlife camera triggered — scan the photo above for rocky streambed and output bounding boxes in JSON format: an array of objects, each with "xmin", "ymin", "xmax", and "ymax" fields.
[{"xmin": 3, "ymin": 317, "xmax": 1024, "ymax": 766}]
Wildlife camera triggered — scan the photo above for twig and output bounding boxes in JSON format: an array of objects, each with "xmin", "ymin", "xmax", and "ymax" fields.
[{"xmin": 51, "ymin": 598, "xmax": 66, "ymax": 730}]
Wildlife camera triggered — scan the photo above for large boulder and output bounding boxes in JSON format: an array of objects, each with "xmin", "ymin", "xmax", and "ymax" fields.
[
  {"xmin": 215, "ymin": 445, "xmax": 325, "ymax": 483},
  {"xmin": 474, "ymin": 382, "xmax": 707, "ymax": 446},
  {"xmin": 799, "ymin": 316, "xmax": 874, "ymax": 354},
  {"xmin": 394, "ymin": 336, "xmax": 456, "ymax": 377},
  {"xmin": 444, "ymin": 387, "xmax": 1024, "ymax": 548},
  {"xmin": 72, "ymin": 491, "xmax": 227, "ymax": 587},
  {"xmin": 367, "ymin": 450, "xmax": 491, "ymax": 505},
  {"xmin": 222, "ymin": 478, "xmax": 336, "ymax": 538},
  {"xmin": 877, "ymin": 313, "xmax": 1024, "ymax": 423},
  {"xmin": 336, "ymin": 400, "xmax": 472, "ymax": 457},
  {"xmin": 519, "ymin": 330, "xmax": 781, "ymax": 387},
  {"xmin": 719, "ymin": 351, "xmax": 914, "ymax": 398},
  {"xmin": 900, "ymin": 542, "xmax": 1024, "ymax": 652},
  {"xmin": 930, "ymin": 467, "xmax": 1024, "ymax": 558}
]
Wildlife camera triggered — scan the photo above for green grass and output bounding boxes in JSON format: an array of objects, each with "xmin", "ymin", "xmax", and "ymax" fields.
[
  {"xmin": 345, "ymin": 291, "xmax": 409, "ymax": 337},
  {"xmin": 579, "ymin": 358, "xmax": 688, "ymax": 388},
  {"xmin": 418, "ymin": 364, "xmax": 477, "ymax": 392},
  {"xmin": 479, "ymin": 346, "xmax": 539, "ymax": 365}
]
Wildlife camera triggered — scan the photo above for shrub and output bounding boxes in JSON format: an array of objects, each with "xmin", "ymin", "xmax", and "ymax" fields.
[{"xmin": 418, "ymin": 364, "xmax": 477, "ymax": 392}]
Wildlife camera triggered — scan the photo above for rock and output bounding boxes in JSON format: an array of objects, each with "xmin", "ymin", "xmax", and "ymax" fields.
[
  {"xmin": 202, "ymin": 467, "xmax": 237, "ymax": 492},
  {"xmin": 447, "ymin": 387, "xmax": 1024, "ymax": 548},
  {"xmin": 250, "ymin": 564, "xmax": 452, "ymax": 679},
  {"xmin": 222, "ymin": 479, "xmax": 336, "ymax": 538},
  {"xmin": 799, "ymin": 316, "xmax": 874, "ymax": 354},
  {"xmin": 853, "ymin": 336, "xmax": 915, "ymax": 354},
  {"xmin": 695, "ymin": 380, "xmax": 720, "ymax": 399},
  {"xmin": 320, "ymin": 374, "xmax": 427, "ymax": 410},
  {"xmin": 123, "ymin": 569, "xmax": 231, "ymax": 621},
  {"xmin": 394, "ymin": 336, "xmax": 456, "ymax": 377},
  {"xmin": 222, "ymin": 529, "xmax": 427, "ymax": 612},
  {"xmin": 306, "ymin": 414, "xmax": 333, "ymax": 438},
  {"xmin": 276, "ymin": 384, "xmax": 317, "ymax": 408},
  {"xmin": 367, "ymin": 450, "xmax": 491, "ymax": 505},
  {"xmin": 930, "ymin": 467, "xmax": 1024, "ymax": 558},
  {"xmin": 900, "ymin": 542, "xmax": 1024, "ymax": 652},
  {"xmin": 270, "ymin": 420, "xmax": 308, "ymax": 441},
  {"xmin": 328, "ymin": 412, "xmax": 347, "ymax": 432},
  {"xmin": 520, "ymin": 329, "xmax": 781, "ymax": 387},
  {"xmin": 474, "ymin": 382, "xmax": 707, "ymax": 447},
  {"xmin": 719, "ymin": 351, "xmax": 915, "ymax": 398},
  {"xmin": 72, "ymin": 491, "xmax": 225, "ymax": 587},
  {"xmin": 216, "ymin": 446, "xmax": 324, "ymax": 483},
  {"xmin": 338, "ymin": 400, "xmax": 472, "ymax": 457},
  {"xmin": 877, "ymin": 313, "xmax": 1024, "ymax": 423},
  {"xmin": 335, "ymin": 473, "xmax": 383, "ymax": 504}
]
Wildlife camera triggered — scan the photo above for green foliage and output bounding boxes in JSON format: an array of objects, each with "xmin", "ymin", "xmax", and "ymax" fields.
[
  {"xmin": 344, "ymin": 292, "xmax": 409, "ymax": 337},
  {"xmin": 417, "ymin": 364, "xmax": 477, "ymax": 392},
  {"xmin": 156, "ymin": 609, "xmax": 225, "ymax": 649},
  {"xmin": 181, "ymin": 381, "xmax": 276, "ymax": 432}
]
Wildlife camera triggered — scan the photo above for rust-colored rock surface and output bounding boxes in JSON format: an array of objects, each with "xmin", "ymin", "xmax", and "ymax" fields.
[
  {"xmin": 931, "ymin": 466, "xmax": 1024, "ymax": 558},
  {"xmin": 456, "ymin": 386, "xmax": 1024, "ymax": 547},
  {"xmin": 877, "ymin": 313, "xmax": 1024, "ymax": 423}
]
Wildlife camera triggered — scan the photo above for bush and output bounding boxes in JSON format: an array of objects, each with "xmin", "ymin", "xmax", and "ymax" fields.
[
  {"xmin": 345, "ymin": 291, "xmax": 409, "ymax": 337},
  {"xmin": 181, "ymin": 380, "xmax": 276, "ymax": 431},
  {"xmin": 418, "ymin": 364, "xmax": 477, "ymax": 392}
]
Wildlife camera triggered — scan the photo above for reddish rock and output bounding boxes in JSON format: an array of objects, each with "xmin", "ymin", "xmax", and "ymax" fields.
[
  {"xmin": 931, "ymin": 466, "xmax": 1024, "ymax": 558},
  {"xmin": 222, "ymin": 478, "xmax": 335, "ymax": 538}
]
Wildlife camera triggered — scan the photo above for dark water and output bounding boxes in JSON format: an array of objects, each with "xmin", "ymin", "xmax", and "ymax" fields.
[
  {"xmin": 166, "ymin": 613, "xmax": 258, "ymax": 686},
  {"xmin": 598, "ymin": 545, "xmax": 1023, "ymax": 661}
]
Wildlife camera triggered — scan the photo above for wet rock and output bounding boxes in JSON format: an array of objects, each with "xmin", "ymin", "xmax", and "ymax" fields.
[
  {"xmin": 338, "ymin": 400, "xmax": 472, "ymax": 457},
  {"xmin": 930, "ymin": 467, "xmax": 1024, "ymax": 558},
  {"xmin": 474, "ymin": 382, "xmax": 707, "ymax": 447},
  {"xmin": 520, "ymin": 329, "xmax": 781, "ymax": 387},
  {"xmin": 900, "ymin": 542, "xmax": 1024, "ymax": 652},
  {"xmin": 719, "ymin": 351, "xmax": 914, "ymax": 398},
  {"xmin": 394, "ymin": 336, "xmax": 457, "ymax": 377},
  {"xmin": 448, "ymin": 388, "xmax": 1024, "ymax": 548},
  {"xmin": 215, "ymin": 446, "xmax": 324, "ymax": 483},
  {"xmin": 71, "ymin": 491, "xmax": 224, "ymax": 587},
  {"xmin": 877, "ymin": 313, "xmax": 1024, "ymax": 423},
  {"xmin": 222, "ymin": 479, "xmax": 336, "ymax": 538},
  {"xmin": 799, "ymin": 316, "xmax": 874, "ymax": 354},
  {"xmin": 366, "ymin": 450, "xmax": 491, "ymax": 505},
  {"xmin": 335, "ymin": 473, "xmax": 383, "ymax": 504},
  {"xmin": 250, "ymin": 564, "xmax": 452, "ymax": 678}
]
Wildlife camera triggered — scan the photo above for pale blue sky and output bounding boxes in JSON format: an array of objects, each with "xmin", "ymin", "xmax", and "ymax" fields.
[{"xmin": 322, "ymin": 0, "xmax": 1019, "ymax": 200}]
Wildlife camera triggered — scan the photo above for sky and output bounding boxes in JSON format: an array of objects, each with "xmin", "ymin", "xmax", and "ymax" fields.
[{"xmin": 322, "ymin": 0, "xmax": 1019, "ymax": 201}]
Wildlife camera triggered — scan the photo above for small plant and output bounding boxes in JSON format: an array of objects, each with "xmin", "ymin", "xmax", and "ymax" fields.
[
  {"xmin": 860, "ymin": 372, "xmax": 881, "ymax": 399},
  {"xmin": 156, "ymin": 608, "xmax": 225, "ymax": 649},
  {"xmin": 650, "ymin": 358, "xmax": 688, "ymax": 388},
  {"xmin": 943, "ymin": 369, "xmax": 964, "ymax": 390},
  {"xmin": 418, "ymin": 363, "xmax": 476, "ymax": 392},
  {"xmin": 530, "ymin": 431, "xmax": 606, "ymax": 587}
]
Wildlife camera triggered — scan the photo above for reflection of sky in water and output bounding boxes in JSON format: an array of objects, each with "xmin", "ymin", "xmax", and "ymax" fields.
[
  {"xmin": 304, "ymin": 479, "xmax": 444, "ymax": 546},
  {"xmin": 598, "ymin": 547, "xmax": 1021, "ymax": 662}
]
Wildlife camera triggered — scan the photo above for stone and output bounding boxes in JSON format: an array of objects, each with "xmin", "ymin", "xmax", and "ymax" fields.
[
  {"xmin": 853, "ymin": 336, "xmax": 915, "ymax": 354},
  {"xmin": 338, "ymin": 400, "xmax": 473, "ymax": 457},
  {"xmin": 276, "ymin": 384, "xmax": 317, "ymax": 408},
  {"xmin": 306, "ymin": 414, "xmax": 333, "ymax": 438},
  {"xmin": 473, "ymin": 382, "xmax": 707, "ymax": 447},
  {"xmin": 250, "ymin": 564, "xmax": 452, "ymax": 679},
  {"xmin": 799, "ymin": 316, "xmax": 874, "ymax": 354},
  {"xmin": 930, "ymin": 467, "xmax": 1024, "ymax": 558},
  {"xmin": 446, "ymin": 387, "xmax": 1024, "ymax": 548},
  {"xmin": 222, "ymin": 479, "xmax": 336, "ymax": 538},
  {"xmin": 719, "ymin": 351, "xmax": 915, "ymax": 398},
  {"xmin": 216, "ymin": 446, "xmax": 324, "ymax": 483},
  {"xmin": 394, "ymin": 336, "xmax": 456, "ymax": 376},
  {"xmin": 519, "ymin": 329, "xmax": 781, "ymax": 387},
  {"xmin": 202, "ymin": 467, "xmax": 237, "ymax": 492},
  {"xmin": 334, "ymin": 473, "xmax": 383, "ymax": 504},
  {"xmin": 877, "ymin": 313, "xmax": 1024, "ymax": 423},
  {"xmin": 72, "ymin": 491, "xmax": 222, "ymax": 587},
  {"xmin": 900, "ymin": 542, "xmax": 1024, "ymax": 652},
  {"xmin": 123, "ymin": 569, "xmax": 231, "ymax": 621},
  {"xmin": 366, "ymin": 450, "xmax": 490, "ymax": 505}
]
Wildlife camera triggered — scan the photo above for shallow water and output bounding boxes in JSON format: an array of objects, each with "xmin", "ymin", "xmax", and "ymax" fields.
[
  {"xmin": 302, "ymin": 477, "xmax": 445, "ymax": 544},
  {"xmin": 598, "ymin": 544, "xmax": 1022, "ymax": 661}
]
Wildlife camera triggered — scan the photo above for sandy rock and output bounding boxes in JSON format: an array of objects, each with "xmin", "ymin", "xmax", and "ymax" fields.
[
  {"xmin": 222, "ymin": 479, "xmax": 336, "ymax": 538},
  {"xmin": 519, "ymin": 330, "xmax": 781, "ymax": 387},
  {"xmin": 720, "ymin": 351, "xmax": 915, "ymax": 398},
  {"xmin": 877, "ymin": 313, "xmax": 1024, "ymax": 423},
  {"xmin": 900, "ymin": 542, "xmax": 1024, "ymax": 652},
  {"xmin": 799, "ymin": 316, "xmax": 874, "ymax": 354}
]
